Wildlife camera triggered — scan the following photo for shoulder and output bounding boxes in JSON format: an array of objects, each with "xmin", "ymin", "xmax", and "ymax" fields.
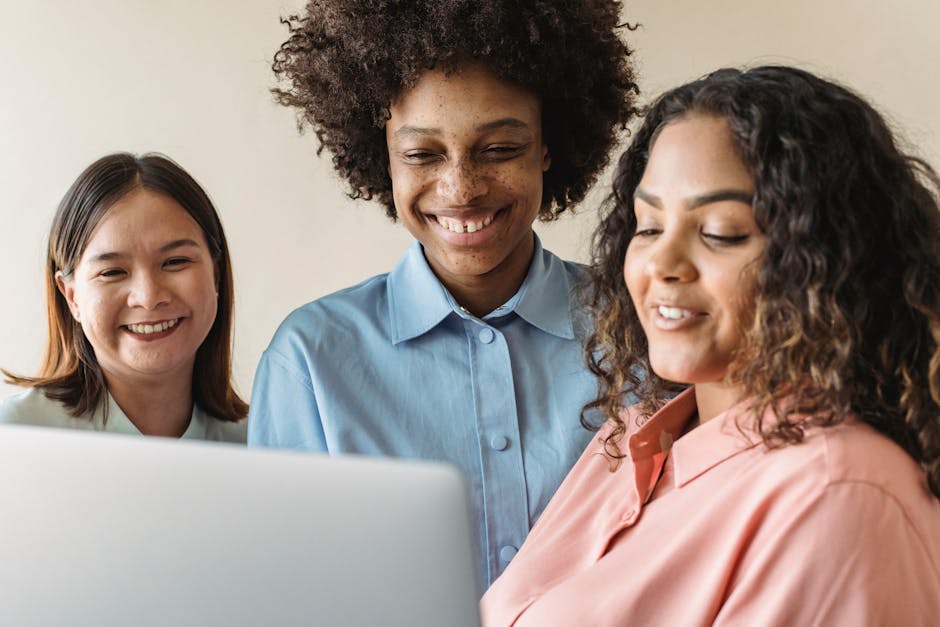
[
  {"xmin": 763, "ymin": 419, "xmax": 929, "ymax": 499},
  {"xmin": 0, "ymin": 387, "xmax": 83, "ymax": 427},
  {"xmin": 743, "ymin": 419, "xmax": 940, "ymax": 555},
  {"xmin": 815, "ymin": 421, "xmax": 940, "ymax": 530},
  {"xmin": 270, "ymin": 272, "xmax": 390, "ymax": 344},
  {"xmin": 258, "ymin": 272, "xmax": 393, "ymax": 382},
  {"xmin": 264, "ymin": 272, "xmax": 391, "ymax": 358}
]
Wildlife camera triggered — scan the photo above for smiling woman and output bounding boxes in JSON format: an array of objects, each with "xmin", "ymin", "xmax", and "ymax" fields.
[
  {"xmin": 481, "ymin": 65, "xmax": 940, "ymax": 625},
  {"xmin": 0, "ymin": 153, "xmax": 247, "ymax": 442},
  {"xmin": 249, "ymin": 0, "xmax": 639, "ymax": 594}
]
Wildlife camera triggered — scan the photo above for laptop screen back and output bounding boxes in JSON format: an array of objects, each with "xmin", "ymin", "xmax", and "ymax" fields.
[{"xmin": 0, "ymin": 424, "xmax": 481, "ymax": 626}]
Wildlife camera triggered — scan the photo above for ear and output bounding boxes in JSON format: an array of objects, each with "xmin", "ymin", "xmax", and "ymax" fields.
[
  {"xmin": 55, "ymin": 271, "xmax": 81, "ymax": 322},
  {"xmin": 541, "ymin": 144, "xmax": 551, "ymax": 172}
]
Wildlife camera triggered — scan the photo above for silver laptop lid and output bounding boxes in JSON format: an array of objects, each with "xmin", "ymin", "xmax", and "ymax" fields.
[{"xmin": 0, "ymin": 424, "xmax": 481, "ymax": 627}]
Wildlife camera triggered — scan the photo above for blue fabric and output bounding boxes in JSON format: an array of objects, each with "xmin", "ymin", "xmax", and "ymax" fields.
[{"xmin": 248, "ymin": 236, "xmax": 599, "ymax": 592}]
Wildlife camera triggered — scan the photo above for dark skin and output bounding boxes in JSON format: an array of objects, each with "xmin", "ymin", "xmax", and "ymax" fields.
[{"xmin": 385, "ymin": 62, "xmax": 551, "ymax": 317}]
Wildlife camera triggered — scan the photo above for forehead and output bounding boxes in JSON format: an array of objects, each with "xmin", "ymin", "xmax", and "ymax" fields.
[
  {"xmin": 81, "ymin": 188, "xmax": 206, "ymax": 256},
  {"xmin": 640, "ymin": 115, "xmax": 753, "ymax": 195},
  {"xmin": 388, "ymin": 62, "xmax": 542, "ymax": 131}
]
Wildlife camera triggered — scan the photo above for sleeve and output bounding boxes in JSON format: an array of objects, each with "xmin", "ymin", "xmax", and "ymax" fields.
[
  {"xmin": 247, "ymin": 347, "xmax": 328, "ymax": 452},
  {"xmin": 715, "ymin": 481, "xmax": 940, "ymax": 627}
]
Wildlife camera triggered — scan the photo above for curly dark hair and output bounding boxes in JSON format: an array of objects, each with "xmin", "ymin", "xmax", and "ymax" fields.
[
  {"xmin": 583, "ymin": 65, "xmax": 940, "ymax": 497},
  {"xmin": 271, "ymin": 0, "xmax": 638, "ymax": 219}
]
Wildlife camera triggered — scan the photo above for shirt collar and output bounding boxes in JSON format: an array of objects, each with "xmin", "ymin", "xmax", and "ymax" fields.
[
  {"xmin": 387, "ymin": 241, "xmax": 459, "ymax": 344},
  {"xmin": 509, "ymin": 234, "xmax": 576, "ymax": 340},
  {"xmin": 387, "ymin": 234, "xmax": 576, "ymax": 344},
  {"xmin": 628, "ymin": 387, "xmax": 762, "ymax": 489}
]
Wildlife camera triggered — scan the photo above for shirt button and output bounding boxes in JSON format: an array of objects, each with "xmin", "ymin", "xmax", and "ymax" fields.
[
  {"xmin": 499, "ymin": 545, "xmax": 518, "ymax": 562},
  {"xmin": 489, "ymin": 435, "xmax": 509, "ymax": 451},
  {"xmin": 478, "ymin": 327, "xmax": 495, "ymax": 343}
]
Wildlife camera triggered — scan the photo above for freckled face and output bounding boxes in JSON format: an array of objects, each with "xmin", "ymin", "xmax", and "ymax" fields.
[
  {"xmin": 57, "ymin": 188, "xmax": 218, "ymax": 388},
  {"xmin": 624, "ymin": 115, "xmax": 765, "ymax": 388},
  {"xmin": 385, "ymin": 62, "xmax": 550, "ymax": 295}
]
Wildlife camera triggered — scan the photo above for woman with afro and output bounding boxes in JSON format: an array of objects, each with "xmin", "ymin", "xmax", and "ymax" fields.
[{"xmin": 248, "ymin": 0, "xmax": 638, "ymax": 592}]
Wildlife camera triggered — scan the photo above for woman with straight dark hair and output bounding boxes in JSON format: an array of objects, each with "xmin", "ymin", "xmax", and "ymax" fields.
[{"xmin": 1, "ymin": 152, "xmax": 247, "ymax": 441}]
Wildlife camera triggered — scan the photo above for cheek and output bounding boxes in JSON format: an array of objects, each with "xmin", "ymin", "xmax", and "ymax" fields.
[
  {"xmin": 623, "ymin": 246, "xmax": 644, "ymax": 301},
  {"xmin": 515, "ymin": 159, "xmax": 545, "ymax": 195},
  {"xmin": 189, "ymin": 273, "xmax": 219, "ymax": 323},
  {"xmin": 74, "ymin": 292, "xmax": 115, "ymax": 349},
  {"xmin": 726, "ymin": 257, "xmax": 762, "ymax": 315},
  {"xmin": 390, "ymin": 175, "xmax": 425, "ymax": 218},
  {"xmin": 75, "ymin": 286, "xmax": 115, "ymax": 323}
]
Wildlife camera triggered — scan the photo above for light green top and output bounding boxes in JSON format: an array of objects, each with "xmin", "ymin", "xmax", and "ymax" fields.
[{"xmin": 0, "ymin": 387, "xmax": 246, "ymax": 443}]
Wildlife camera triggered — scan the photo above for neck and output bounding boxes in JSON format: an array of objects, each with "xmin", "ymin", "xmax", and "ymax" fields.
[
  {"xmin": 448, "ymin": 279, "xmax": 522, "ymax": 319},
  {"xmin": 693, "ymin": 381, "xmax": 747, "ymax": 424},
  {"xmin": 433, "ymin": 233, "xmax": 535, "ymax": 319},
  {"xmin": 104, "ymin": 369, "xmax": 194, "ymax": 437}
]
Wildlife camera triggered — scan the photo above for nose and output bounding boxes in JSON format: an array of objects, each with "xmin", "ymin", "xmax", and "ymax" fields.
[
  {"xmin": 437, "ymin": 158, "xmax": 487, "ymax": 205},
  {"xmin": 126, "ymin": 270, "xmax": 172, "ymax": 310},
  {"xmin": 645, "ymin": 233, "xmax": 698, "ymax": 283}
]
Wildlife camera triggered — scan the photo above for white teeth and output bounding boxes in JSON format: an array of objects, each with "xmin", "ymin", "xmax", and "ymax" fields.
[
  {"xmin": 436, "ymin": 214, "xmax": 495, "ymax": 234},
  {"xmin": 658, "ymin": 306, "xmax": 693, "ymax": 320},
  {"xmin": 127, "ymin": 319, "xmax": 179, "ymax": 335}
]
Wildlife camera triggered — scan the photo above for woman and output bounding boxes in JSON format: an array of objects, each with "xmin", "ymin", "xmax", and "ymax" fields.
[
  {"xmin": 481, "ymin": 66, "xmax": 940, "ymax": 624},
  {"xmin": 249, "ymin": 0, "xmax": 638, "ymax": 592},
  {"xmin": 1, "ymin": 153, "xmax": 247, "ymax": 442}
]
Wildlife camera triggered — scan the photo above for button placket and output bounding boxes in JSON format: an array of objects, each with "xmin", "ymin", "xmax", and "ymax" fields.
[{"xmin": 467, "ymin": 320, "xmax": 527, "ymax": 585}]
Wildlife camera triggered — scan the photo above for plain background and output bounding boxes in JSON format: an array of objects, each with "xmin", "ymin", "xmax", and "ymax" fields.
[{"xmin": 1, "ymin": 0, "xmax": 937, "ymax": 400}]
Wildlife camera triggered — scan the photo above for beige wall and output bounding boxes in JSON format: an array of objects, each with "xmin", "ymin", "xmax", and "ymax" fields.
[{"xmin": 2, "ymin": 0, "xmax": 937, "ymax": 400}]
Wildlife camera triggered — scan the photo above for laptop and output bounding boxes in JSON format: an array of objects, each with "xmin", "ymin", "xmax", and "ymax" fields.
[{"xmin": 0, "ymin": 424, "xmax": 481, "ymax": 626}]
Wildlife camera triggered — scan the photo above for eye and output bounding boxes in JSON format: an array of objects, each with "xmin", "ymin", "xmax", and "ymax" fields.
[
  {"xmin": 632, "ymin": 218, "xmax": 661, "ymax": 238},
  {"xmin": 702, "ymin": 232, "xmax": 750, "ymax": 246},
  {"xmin": 99, "ymin": 268, "xmax": 126, "ymax": 279},
  {"xmin": 481, "ymin": 144, "xmax": 526, "ymax": 160},
  {"xmin": 164, "ymin": 257, "xmax": 192, "ymax": 269},
  {"xmin": 401, "ymin": 150, "xmax": 441, "ymax": 165}
]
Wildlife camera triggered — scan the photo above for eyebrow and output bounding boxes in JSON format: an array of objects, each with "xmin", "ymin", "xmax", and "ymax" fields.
[
  {"xmin": 634, "ymin": 188, "xmax": 754, "ymax": 209},
  {"xmin": 86, "ymin": 239, "xmax": 202, "ymax": 264},
  {"xmin": 393, "ymin": 117, "xmax": 531, "ymax": 138}
]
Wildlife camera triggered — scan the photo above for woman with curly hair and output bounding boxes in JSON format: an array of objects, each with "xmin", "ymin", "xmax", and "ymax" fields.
[
  {"xmin": 247, "ymin": 0, "xmax": 638, "ymax": 592},
  {"xmin": 481, "ymin": 65, "xmax": 940, "ymax": 624}
]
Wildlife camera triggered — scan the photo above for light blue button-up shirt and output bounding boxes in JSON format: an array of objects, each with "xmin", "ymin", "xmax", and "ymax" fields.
[{"xmin": 248, "ymin": 236, "xmax": 599, "ymax": 592}]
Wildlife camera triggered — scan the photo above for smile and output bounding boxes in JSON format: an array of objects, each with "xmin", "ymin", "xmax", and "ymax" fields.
[
  {"xmin": 433, "ymin": 208, "xmax": 503, "ymax": 234},
  {"xmin": 125, "ymin": 318, "xmax": 181, "ymax": 335},
  {"xmin": 657, "ymin": 305, "xmax": 695, "ymax": 320}
]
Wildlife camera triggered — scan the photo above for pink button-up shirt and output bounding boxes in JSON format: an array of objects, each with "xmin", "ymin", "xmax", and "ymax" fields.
[{"xmin": 481, "ymin": 388, "xmax": 940, "ymax": 626}]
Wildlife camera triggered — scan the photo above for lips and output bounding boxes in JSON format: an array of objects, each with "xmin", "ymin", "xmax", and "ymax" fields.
[
  {"xmin": 123, "ymin": 318, "xmax": 182, "ymax": 335},
  {"xmin": 435, "ymin": 213, "xmax": 495, "ymax": 233},
  {"xmin": 658, "ymin": 305, "xmax": 694, "ymax": 320},
  {"xmin": 649, "ymin": 302, "xmax": 706, "ymax": 330},
  {"xmin": 430, "ymin": 207, "xmax": 505, "ymax": 235}
]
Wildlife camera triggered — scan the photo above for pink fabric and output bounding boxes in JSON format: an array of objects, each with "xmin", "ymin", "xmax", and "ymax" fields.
[{"xmin": 481, "ymin": 388, "xmax": 940, "ymax": 626}]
